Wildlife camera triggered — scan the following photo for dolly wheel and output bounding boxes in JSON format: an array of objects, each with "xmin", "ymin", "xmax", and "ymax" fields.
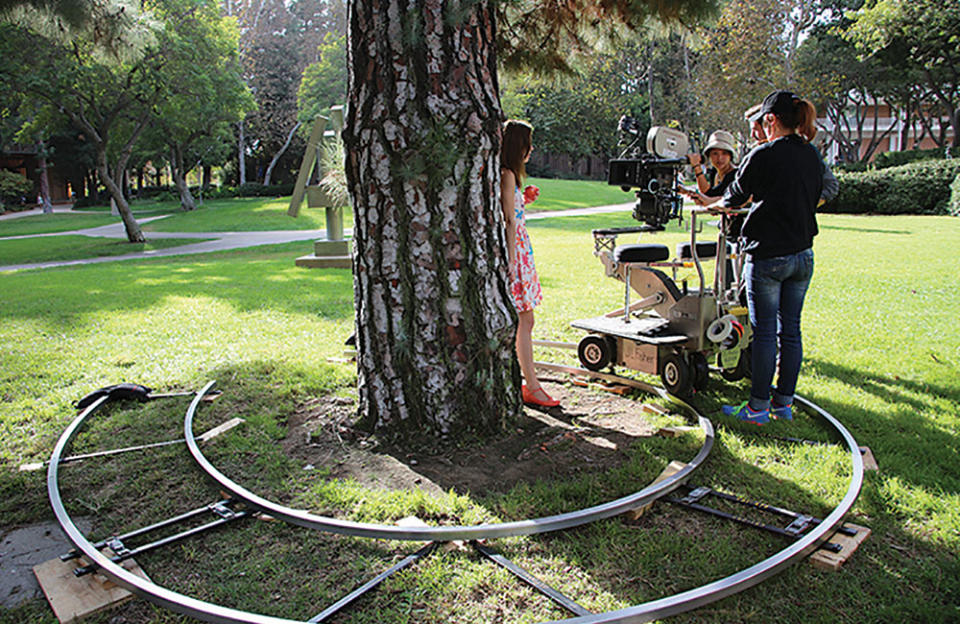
[
  {"xmin": 690, "ymin": 352, "xmax": 709, "ymax": 391},
  {"xmin": 660, "ymin": 352, "xmax": 693, "ymax": 397},
  {"xmin": 720, "ymin": 345, "xmax": 752, "ymax": 382},
  {"xmin": 578, "ymin": 335, "xmax": 612, "ymax": 372}
]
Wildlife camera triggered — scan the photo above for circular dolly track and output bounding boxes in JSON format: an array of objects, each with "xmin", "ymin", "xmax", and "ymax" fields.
[
  {"xmin": 183, "ymin": 380, "xmax": 713, "ymax": 541},
  {"xmin": 46, "ymin": 373, "xmax": 862, "ymax": 624}
]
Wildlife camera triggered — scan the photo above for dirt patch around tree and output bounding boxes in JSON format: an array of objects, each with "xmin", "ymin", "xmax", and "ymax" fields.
[{"xmin": 281, "ymin": 374, "xmax": 681, "ymax": 499}]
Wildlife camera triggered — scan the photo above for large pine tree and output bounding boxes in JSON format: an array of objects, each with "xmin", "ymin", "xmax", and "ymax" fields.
[{"xmin": 343, "ymin": 0, "xmax": 717, "ymax": 440}]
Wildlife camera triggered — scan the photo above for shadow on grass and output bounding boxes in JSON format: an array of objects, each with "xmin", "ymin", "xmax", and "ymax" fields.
[
  {"xmin": 802, "ymin": 357, "xmax": 960, "ymax": 496},
  {"xmin": 818, "ymin": 223, "xmax": 913, "ymax": 235},
  {"xmin": 5, "ymin": 359, "xmax": 958, "ymax": 624}
]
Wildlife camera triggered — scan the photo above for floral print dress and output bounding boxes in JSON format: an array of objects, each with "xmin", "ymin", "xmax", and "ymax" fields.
[{"xmin": 511, "ymin": 185, "xmax": 543, "ymax": 312}]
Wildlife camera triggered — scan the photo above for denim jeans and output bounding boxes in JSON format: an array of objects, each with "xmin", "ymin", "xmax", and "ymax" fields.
[{"xmin": 744, "ymin": 248, "xmax": 814, "ymax": 410}]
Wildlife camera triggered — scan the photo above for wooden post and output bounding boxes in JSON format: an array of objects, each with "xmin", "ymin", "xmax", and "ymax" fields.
[{"xmin": 287, "ymin": 114, "xmax": 329, "ymax": 218}]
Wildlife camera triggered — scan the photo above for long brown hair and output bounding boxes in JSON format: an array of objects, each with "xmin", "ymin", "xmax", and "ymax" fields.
[
  {"xmin": 501, "ymin": 120, "xmax": 533, "ymax": 188},
  {"xmin": 776, "ymin": 97, "xmax": 818, "ymax": 142}
]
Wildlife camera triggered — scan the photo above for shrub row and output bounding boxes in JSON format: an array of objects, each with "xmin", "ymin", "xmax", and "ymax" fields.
[
  {"xmin": 873, "ymin": 146, "xmax": 960, "ymax": 170},
  {"xmin": 827, "ymin": 159, "xmax": 960, "ymax": 215}
]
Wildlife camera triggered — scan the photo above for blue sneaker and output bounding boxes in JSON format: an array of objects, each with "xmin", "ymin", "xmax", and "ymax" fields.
[
  {"xmin": 722, "ymin": 401, "xmax": 770, "ymax": 425},
  {"xmin": 770, "ymin": 403, "xmax": 793, "ymax": 421}
]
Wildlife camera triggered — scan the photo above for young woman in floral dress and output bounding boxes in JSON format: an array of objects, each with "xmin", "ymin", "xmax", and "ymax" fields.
[{"xmin": 500, "ymin": 120, "xmax": 558, "ymax": 407}]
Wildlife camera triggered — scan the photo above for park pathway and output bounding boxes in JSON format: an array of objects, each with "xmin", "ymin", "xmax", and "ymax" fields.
[{"xmin": 0, "ymin": 202, "xmax": 632, "ymax": 273}]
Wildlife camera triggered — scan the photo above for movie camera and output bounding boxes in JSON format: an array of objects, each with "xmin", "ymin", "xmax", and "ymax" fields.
[{"xmin": 607, "ymin": 117, "xmax": 689, "ymax": 229}]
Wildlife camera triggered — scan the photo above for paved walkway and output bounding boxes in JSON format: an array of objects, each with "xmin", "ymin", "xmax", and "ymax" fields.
[{"xmin": 0, "ymin": 202, "xmax": 633, "ymax": 273}]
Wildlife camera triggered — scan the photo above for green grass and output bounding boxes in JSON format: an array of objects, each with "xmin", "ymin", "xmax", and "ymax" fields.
[
  {"xmin": 525, "ymin": 176, "xmax": 632, "ymax": 212},
  {"xmin": 142, "ymin": 196, "xmax": 337, "ymax": 232},
  {"xmin": 0, "ymin": 235, "xmax": 212, "ymax": 265},
  {"xmin": 0, "ymin": 212, "xmax": 122, "ymax": 237},
  {"xmin": 1, "ymin": 204, "xmax": 959, "ymax": 623}
]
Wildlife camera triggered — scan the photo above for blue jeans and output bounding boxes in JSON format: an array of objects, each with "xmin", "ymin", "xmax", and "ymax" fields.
[{"xmin": 744, "ymin": 248, "xmax": 814, "ymax": 410}]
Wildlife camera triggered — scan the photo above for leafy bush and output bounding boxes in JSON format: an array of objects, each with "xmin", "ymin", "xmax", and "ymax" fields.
[
  {"xmin": 0, "ymin": 169, "xmax": 34, "ymax": 210},
  {"xmin": 235, "ymin": 182, "xmax": 295, "ymax": 197},
  {"xmin": 832, "ymin": 161, "xmax": 870, "ymax": 173},
  {"xmin": 828, "ymin": 159, "xmax": 960, "ymax": 215},
  {"xmin": 873, "ymin": 146, "xmax": 960, "ymax": 170}
]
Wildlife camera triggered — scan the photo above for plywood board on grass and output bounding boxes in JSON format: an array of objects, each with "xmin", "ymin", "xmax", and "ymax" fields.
[{"xmin": 34, "ymin": 549, "xmax": 150, "ymax": 624}]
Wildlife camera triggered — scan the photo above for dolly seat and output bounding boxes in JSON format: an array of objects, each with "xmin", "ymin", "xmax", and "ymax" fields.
[
  {"xmin": 614, "ymin": 244, "xmax": 670, "ymax": 264},
  {"xmin": 675, "ymin": 241, "xmax": 732, "ymax": 260}
]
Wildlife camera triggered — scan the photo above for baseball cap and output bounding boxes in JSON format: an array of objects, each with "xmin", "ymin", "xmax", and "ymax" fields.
[{"xmin": 759, "ymin": 90, "xmax": 799, "ymax": 119}]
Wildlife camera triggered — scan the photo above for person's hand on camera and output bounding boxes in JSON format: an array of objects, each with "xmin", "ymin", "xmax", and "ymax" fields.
[
  {"xmin": 686, "ymin": 153, "xmax": 702, "ymax": 167},
  {"xmin": 523, "ymin": 185, "xmax": 539, "ymax": 204}
]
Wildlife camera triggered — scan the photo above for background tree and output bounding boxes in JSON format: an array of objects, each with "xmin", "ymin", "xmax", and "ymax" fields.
[
  {"xmin": 298, "ymin": 31, "xmax": 347, "ymax": 123},
  {"xmin": 232, "ymin": 0, "xmax": 347, "ymax": 186},
  {"xmin": 0, "ymin": 11, "xmax": 160, "ymax": 241},
  {"xmin": 343, "ymin": 0, "xmax": 717, "ymax": 440},
  {"xmin": 142, "ymin": 0, "xmax": 253, "ymax": 209},
  {"xmin": 796, "ymin": 6, "xmax": 902, "ymax": 162},
  {"xmin": 690, "ymin": 0, "xmax": 827, "ymax": 146},
  {"xmin": 842, "ymin": 0, "xmax": 960, "ymax": 148}
]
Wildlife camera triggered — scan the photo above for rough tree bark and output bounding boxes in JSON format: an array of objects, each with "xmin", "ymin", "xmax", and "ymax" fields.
[{"xmin": 342, "ymin": 0, "xmax": 521, "ymax": 440}]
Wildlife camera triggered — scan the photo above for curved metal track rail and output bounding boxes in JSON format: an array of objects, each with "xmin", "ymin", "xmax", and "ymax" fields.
[
  {"xmin": 183, "ymin": 380, "xmax": 713, "ymax": 541},
  {"xmin": 47, "ymin": 369, "xmax": 861, "ymax": 624}
]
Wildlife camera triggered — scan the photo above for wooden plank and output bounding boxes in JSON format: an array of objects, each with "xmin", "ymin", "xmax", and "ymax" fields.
[
  {"xmin": 809, "ymin": 523, "xmax": 871, "ymax": 571},
  {"xmin": 287, "ymin": 115, "xmax": 328, "ymax": 217},
  {"xmin": 34, "ymin": 549, "xmax": 150, "ymax": 624},
  {"xmin": 197, "ymin": 417, "xmax": 244, "ymax": 443},
  {"xmin": 624, "ymin": 460, "xmax": 687, "ymax": 521},
  {"xmin": 656, "ymin": 425, "xmax": 698, "ymax": 437},
  {"xmin": 640, "ymin": 403, "xmax": 670, "ymax": 416}
]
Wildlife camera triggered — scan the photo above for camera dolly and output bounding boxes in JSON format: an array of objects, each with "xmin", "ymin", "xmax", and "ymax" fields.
[{"xmin": 571, "ymin": 125, "xmax": 752, "ymax": 397}]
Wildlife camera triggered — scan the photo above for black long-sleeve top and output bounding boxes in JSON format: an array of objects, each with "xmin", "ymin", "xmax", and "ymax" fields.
[{"xmin": 722, "ymin": 134, "xmax": 824, "ymax": 259}]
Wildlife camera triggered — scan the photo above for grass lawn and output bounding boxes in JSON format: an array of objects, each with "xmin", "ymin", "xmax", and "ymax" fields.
[
  {"xmin": 0, "ymin": 213, "xmax": 123, "ymax": 237},
  {"xmin": 0, "ymin": 206, "xmax": 958, "ymax": 623},
  {"xmin": 525, "ymin": 177, "xmax": 632, "ymax": 212},
  {"xmin": 0, "ymin": 235, "xmax": 213, "ymax": 266},
  {"xmin": 143, "ymin": 196, "xmax": 332, "ymax": 232}
]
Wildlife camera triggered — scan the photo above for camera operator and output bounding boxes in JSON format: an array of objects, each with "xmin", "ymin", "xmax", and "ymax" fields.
[
  {"xmin": 706, "ymin": 90, "xmax": 825, "ymax": 426},
  {"xmin": 680, "ymin": 130, "xmax": 738, "ymax": 207}
]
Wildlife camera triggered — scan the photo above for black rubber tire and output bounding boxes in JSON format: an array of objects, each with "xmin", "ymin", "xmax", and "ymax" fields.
[
  {"xmin": 719, "ymin": 345, "xmax": 752, "ymax": 382},
  {"xmin": 690, "ymin": 352, "xmax": 709, "ymax": 391},
  {"xmin": 660, "ymin": 352, "xmax": 693, "ymax": 397},
  {"xmin": 578, "ymin": 335, "xmax": 613, "ymax": 372}
]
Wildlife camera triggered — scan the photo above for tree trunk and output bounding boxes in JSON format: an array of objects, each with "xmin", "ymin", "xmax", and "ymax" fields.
[
  {"xmin": 37, "ymin": 140, "xmax": 54, "ymax": 214},
  {"xmin": 170, "ymin": 146, "xmax": 198, "ymax": 211},
  {"xmin": 343, "ymin": 0, "xmax": 521, "ymax": 440},
  {"xmin": 263, "ymin": 120, "xmax": 302, "ymax": 186},
  {"xmin": 96, "ymin": 145, "xmax": 144, "ymax": 242},
  {"xmin": 238, "ymin": 120, "xmax": 247, "ymax": 185}
]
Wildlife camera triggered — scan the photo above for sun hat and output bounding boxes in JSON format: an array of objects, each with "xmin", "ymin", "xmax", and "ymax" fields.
[{"xmin": 703, "ymin": 130, "xmax": 737, "ymax": 161}]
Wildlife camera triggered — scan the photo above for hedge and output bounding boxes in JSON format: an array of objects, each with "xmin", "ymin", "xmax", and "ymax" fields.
[
  {"xmin": 873, "ymin": 146, "xmax": 960, "ymax": 170},
  {"xmin": 827, "ymin": 159, "xmax": 960, "ymax": 215}
]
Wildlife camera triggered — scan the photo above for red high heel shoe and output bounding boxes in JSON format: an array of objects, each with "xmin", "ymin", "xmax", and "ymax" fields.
[{"xmin": 522, "ymin": 384, "xmax": 560, "ymax": 408}]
